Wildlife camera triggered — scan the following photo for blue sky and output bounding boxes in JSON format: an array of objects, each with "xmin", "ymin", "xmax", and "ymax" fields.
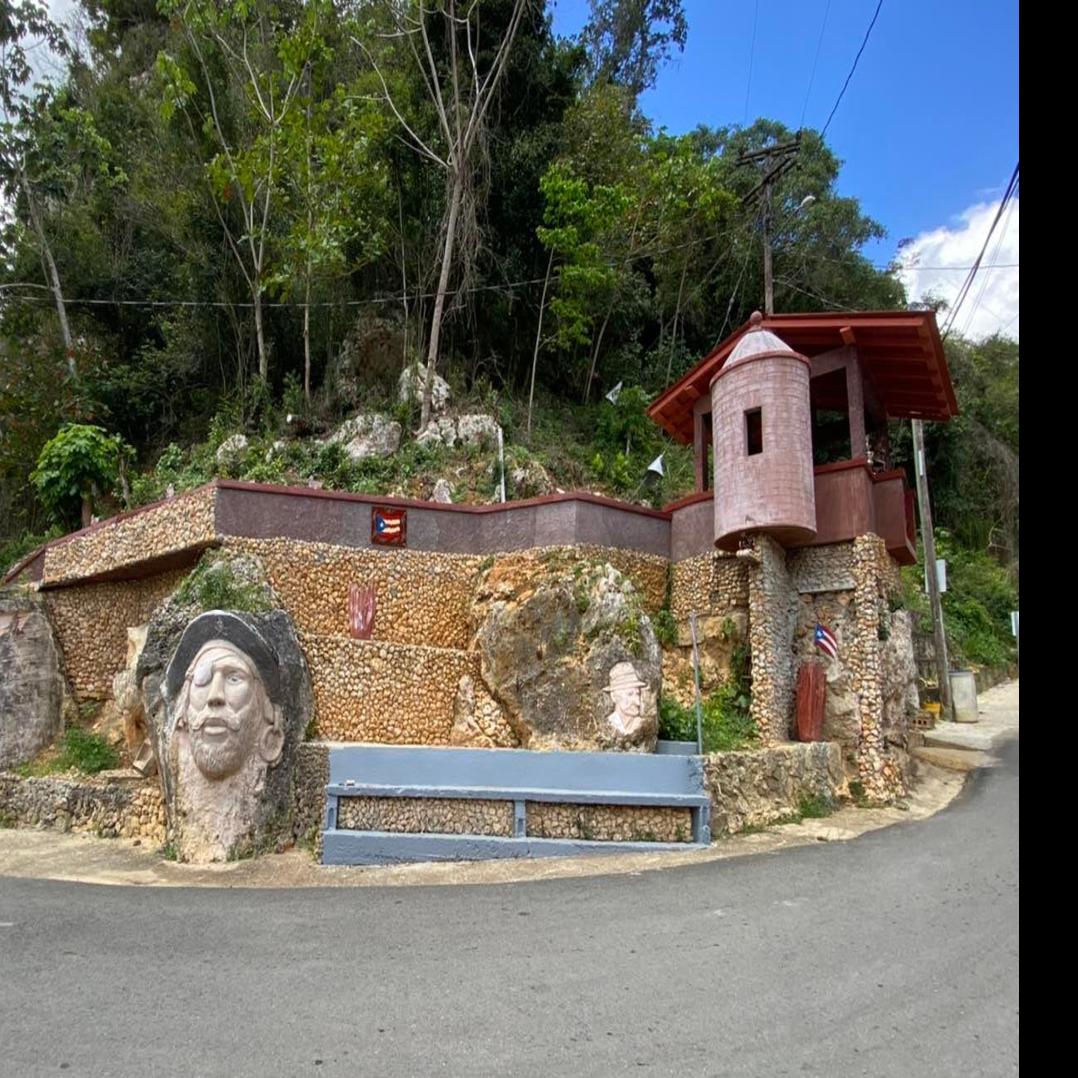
[{"xmin": 550, "ymin": 0, "xmax": 1019, "ymax": 337}]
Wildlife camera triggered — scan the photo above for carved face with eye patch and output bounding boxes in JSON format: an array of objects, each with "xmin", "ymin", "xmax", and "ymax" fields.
[{"xmin": 181, "ymin": 641, "xmax": 273, "ymax": 779}]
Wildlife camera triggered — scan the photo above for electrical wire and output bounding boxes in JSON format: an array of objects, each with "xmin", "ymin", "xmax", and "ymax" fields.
[
  {"xmin": 800, "ymin": 0, "xmax": 832, "ymax": 129},
  {"xmin": 820, "ymin": 0, "xmax": 884, "ymax": 138},
  {"xmin": 940, "ymin": 163, "xmax": 1019, "ymax": 339}
]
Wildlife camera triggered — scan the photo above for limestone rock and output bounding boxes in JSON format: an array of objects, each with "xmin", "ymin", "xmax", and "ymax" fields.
[
  {"xmin": 472, "ymin": 555, "xmax": 660, "ymax": 752},
  {"xmin": 416, "ymin": 417, "xmax": 458, "ymax": 450},
  {"xmin": 431, "ymin": 478, "xmax": 453, "ymax": 504},
  {"xmin": 456, "ymin": 414, "xmax": 500, "ymax": 449},
  {"xmin": 398, "ymin": 362, "xmax": 450, "ymax": 414},
  {"xmin": 325, "ymin": 413, "xmax": 401, "ymax": 461},
  {"xmin": 215, "ymin": 434, "xmax": 249, "ymax": 467},
  {"xmin": 509, "ymin": 459, "xmax": 553, "ymax": 499},
  {"xmin": 0, "ymin": 590, "xmax": 65, "ymax": 770}
]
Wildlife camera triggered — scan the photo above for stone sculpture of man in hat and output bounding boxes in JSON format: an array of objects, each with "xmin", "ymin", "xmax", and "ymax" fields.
[
  {"xmin": 603, "ymin": 661, "xmax": 649, "ymax": 738},
  {"xmin": 164, "ymin": 611, "xmax": 285, "ymax": 861}
]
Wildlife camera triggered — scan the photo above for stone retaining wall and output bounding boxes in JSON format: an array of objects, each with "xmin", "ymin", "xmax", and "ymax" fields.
[
  {"xmin": 338, "ymin": 796, "xmax": 514, "ymax": 836},
  {"xmin": 225, "ymin": 537, "xmax": 482, "ymax": 650},
  {"xmin": 44, "ymin": 570, "xmax": 187, "ymax": 699},
  {"xmin": 0, "ymin": 771, "xmax": 165, "ymax": 843},
  {"xmin": 525, "ymin": 801, "xmax": 693, "ymax": 843},
  {"xmin": 705, "ymin": 742, "xmax": 846, "ymax": 836},
  {"xmin": 302, "ymin": 633, "xmax": 477, "ymax": 743},
  {"xmin": 669, "ymin": 552, "xmax": 749, "ymax": 621},
  {"xmin": 41, "ymin": 487, "xmax": 216, "ymax": 585}
]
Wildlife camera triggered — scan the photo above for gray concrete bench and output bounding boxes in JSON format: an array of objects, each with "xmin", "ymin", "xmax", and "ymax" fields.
[{"xmin": 322, "ymin": 744, "xmax": 711, "ymax": 865}]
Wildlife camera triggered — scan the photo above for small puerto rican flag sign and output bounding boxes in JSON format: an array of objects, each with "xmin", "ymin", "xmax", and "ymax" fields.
[
  {"xmin": 371, "ymin": 506, "xmax": 406, "ymax": 546},
  {"xmin": 814, "ymin": 623, "xmax": 838, "ymax": 661}
]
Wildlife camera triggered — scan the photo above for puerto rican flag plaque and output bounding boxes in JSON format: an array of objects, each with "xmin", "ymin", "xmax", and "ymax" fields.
[{"xmin": 371, "ymin": 506, "xmax": 406, "ymax": 546}]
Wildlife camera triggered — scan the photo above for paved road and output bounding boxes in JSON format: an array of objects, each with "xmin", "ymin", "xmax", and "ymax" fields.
[{"xmin": 0, "ymin": 742, "xmax": 1018, "ymax": 1078}]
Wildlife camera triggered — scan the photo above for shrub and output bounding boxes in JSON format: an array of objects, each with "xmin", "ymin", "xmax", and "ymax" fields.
[{"xmin": 58, "ymin": 728, "xmax": 118, "ymax": 774}]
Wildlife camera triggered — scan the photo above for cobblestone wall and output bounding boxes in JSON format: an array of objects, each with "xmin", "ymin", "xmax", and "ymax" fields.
[
  {"xmin": 44, "ymin": 570, "xmax": 187, "ymax": 699},
  {"xmin": 338, "ymin": 796, "xmax": 514, "ymax": 836},
  {"xmin": 0, "ymin": 772, "xmax": 165, "ymax": 842},
  {"xmin": 525, "ymin": 802, "xmax": 693, "ymax": 843},
  {"xmin": 41, "ymin": 487, "xmax": 216, "ymax": 585},
  {"xmin": 669, "ymin": 552, "xmax": 749, "ymax": 621},
  {"xmin": 747, "ymin": 535, "xmax": 797, "ymax": 744},
  {"xmin": 302, "ymin": 633, "xmax": 475, "ymax": 743}
]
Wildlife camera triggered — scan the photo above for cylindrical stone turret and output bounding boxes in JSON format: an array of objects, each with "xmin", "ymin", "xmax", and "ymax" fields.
[{"xmin": 710, "ymin": 312, "xmax": 816, "ymax": 551}]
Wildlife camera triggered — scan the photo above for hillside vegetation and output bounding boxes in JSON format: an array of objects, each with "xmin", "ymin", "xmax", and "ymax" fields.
[{"xmin": 0, "ymin": 1, "xmax": 1017, "ymax": 667}]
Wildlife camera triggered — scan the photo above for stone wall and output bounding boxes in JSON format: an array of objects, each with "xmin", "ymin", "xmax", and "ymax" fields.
[
  {"xmin": 224, "ymin": 537, "xmax": 482, "ymax": 650},
  {"xmin": 788, "ymin": 545, "xmax": 855, "ymax": 593},
  {"xmin": 41, "ymin": 486, "xmax": 216, "ymax": 585},
  {"xmin": 747, "ymin": 535, "xmax": 798, "ymax": 744},
  {"xmin": 0, "ymin": 772, "xmax": 165, "ymax": 842},
  {"xmin": 849, "ymin": 535, "xmax": 907, "ymax": 799},
  {"xmin": 302, "ymin": 633, "xmax": 477, "ymax": 743},
  {"xmin": 290, "ymin": 741, "xmax": 329, "ymax": 860},
  {"xmin": 338, "ymin": 796, "xmax": 514, "ymax": 836},
  {"xmin": 790, "ymin": 537, "xmax": 914, "ymax": 800},
  {"xmin": 669, "ymin": 552, "xmax": 749, "ymax": 621},
  {"xmin": 705, "ymin": 742, "xmax": 846, "ymax": 836},
  {"xmin": 526, "ymin": 802, "xmax": 693, "ymax": 843},
  {"xmin": 44, "ymin": 570, "xmax": 187, "ymax": 699}
]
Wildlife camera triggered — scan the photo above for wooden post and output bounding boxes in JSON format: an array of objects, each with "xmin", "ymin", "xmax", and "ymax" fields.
[{"xmin": 912, "ymin": 419, "xmax": 954, "ymax": 721}]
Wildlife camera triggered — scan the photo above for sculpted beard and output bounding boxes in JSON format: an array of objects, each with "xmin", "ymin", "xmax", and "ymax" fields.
[{"xmin": 188, "ymin": 694, "xmax": 261, "ymax": 779}]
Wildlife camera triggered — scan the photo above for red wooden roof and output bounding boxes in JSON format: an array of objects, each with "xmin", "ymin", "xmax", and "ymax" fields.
[{"xmin": 648, "ymin": 311, "xmax": 958, "ymax": 444}]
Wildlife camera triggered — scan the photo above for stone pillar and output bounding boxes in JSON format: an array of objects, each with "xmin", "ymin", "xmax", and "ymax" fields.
[
  {"xmin": 746, "ymin": 535, "xmax": 797, "ymax": 745},
  {"xmin": 849, "ymin": 535, "xmax": 906, "ymax": 799}
]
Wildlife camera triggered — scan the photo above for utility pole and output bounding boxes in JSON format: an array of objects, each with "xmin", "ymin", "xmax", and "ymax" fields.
[
  {"xmin": 738, "ymin": 136, "xmax": 801, "ymax": 316},
  {"xmin": 912, "ymin": 418, "xmax": 954, "ymax": 721}
]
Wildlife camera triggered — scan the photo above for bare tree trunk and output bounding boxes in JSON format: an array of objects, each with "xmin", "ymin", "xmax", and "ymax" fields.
[
  {"xmin": 303, "ymin": 273, "xmax": 312, "ymax": 403},
  {"xmin": 582, "ymin": 303, "xmax": 614, "ymax": 404},
  {"xmin": 253, "ymin": 288, "xmax": 268, "ymax": 382},
  {"xmin": 666, "ymin": 261, "xmax": 689, "ymax": 384},
  {"xmin": 420, "ymin": 172, "xmax": 464, "ymax": 429},
  {"xmin": 527, "ymin": 249, "xmax": 555, "ymax": 440},
  {"xmin": 20, "ymin": 166, "xmax": 75, "ymax": 378}
]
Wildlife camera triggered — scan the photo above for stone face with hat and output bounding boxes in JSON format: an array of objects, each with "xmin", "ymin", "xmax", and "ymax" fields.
[
  {"xmin": 602, "ymin": 660, "xmax": 655, "ymax": 745},
  {"xmin": 141, "ymin": 607, "xmax": 312, "ymax": 863}
]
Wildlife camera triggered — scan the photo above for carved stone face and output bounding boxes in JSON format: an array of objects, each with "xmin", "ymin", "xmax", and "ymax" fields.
[
  {"xmin": 181, "ymin": 641, "xmax": 278, "ymax": 780},
  {"xmin": 611, "ymin": 684, "xmax": 643, "ymax": 722}
]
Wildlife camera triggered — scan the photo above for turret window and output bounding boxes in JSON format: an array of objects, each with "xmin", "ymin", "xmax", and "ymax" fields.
[{"xmin": 745, "ymin": 408, "xmax": 763, "ymax": 456}]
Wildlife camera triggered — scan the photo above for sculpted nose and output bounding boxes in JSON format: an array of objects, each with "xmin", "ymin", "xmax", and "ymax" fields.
[{"xmin": 206, "ymin": 670, "xmax": 226, "ymax": 706}]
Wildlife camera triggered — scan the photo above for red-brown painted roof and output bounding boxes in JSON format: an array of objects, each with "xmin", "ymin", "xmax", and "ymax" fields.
[{"xmin": 648, "ymin": 311, "xmax": 958, "ymax": 444}]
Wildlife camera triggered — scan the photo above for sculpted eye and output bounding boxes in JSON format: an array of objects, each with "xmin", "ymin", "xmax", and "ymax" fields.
[{"xmin": 227, "ymin": 672, "xmax": 248, "ymax": 686}]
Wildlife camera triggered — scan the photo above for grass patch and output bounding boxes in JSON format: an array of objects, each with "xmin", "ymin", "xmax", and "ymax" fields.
[
  {"xmin": 797, "ymin": 793, "xmax": 834, "ymax": 820},
  {"xmin": 14, "ymin": 728, "xmax": 118, "ymax": 777},
  {"xmin": 0, "ymin": 810, "xmax": 16, "ymax": 829}
]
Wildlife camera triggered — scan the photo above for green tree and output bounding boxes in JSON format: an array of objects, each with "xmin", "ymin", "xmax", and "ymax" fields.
[
  {"xmin": 30, "ymin": 422, "xmax": 131, "ymax": 527},
  {"xmin": 581, "ymin": 0, "xmax": 687, "ymax": 97}
]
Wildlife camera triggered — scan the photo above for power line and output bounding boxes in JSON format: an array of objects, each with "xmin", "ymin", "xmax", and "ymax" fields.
[
  {"xmin": 743, "ymin": 0, "xmax": 759, "ymax": 125},
  {"xmin": 800, "ymin": 0, "xmax": 832, "ymax": 129},
  {"xmin": 958, "ymin": 180, "xmax": 1018, "ymax": 338},
  {"xmin": 940, "ymin": 162, "xmax": 1020, "ymax": 339},
  {"xmin": 820, "ymin": 0, "xmax": 885, "ymax": 137}
]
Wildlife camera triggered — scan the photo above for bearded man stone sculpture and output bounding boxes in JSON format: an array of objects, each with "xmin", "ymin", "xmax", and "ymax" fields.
[{"xmin": 163, "ymin": 612, "xmax": 288, "ymax": 862}]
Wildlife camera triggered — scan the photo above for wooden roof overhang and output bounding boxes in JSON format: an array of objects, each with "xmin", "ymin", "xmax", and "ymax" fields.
[{"xmin": 648, "ymin": 311, "xmax": 958, "ymax": 444}]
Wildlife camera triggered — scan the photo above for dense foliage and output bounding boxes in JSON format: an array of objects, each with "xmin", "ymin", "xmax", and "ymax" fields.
[{"xmin": 1, "ymin": 0, "xmax": 1017, "ymax": 667}]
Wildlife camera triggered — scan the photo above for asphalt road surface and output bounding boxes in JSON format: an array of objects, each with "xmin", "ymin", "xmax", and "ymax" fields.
[{"xmin": 0, "ymin": 741, "xmax": 1018, "ymax": 1078}]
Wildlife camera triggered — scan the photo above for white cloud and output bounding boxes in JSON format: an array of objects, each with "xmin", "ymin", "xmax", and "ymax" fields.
[{"xmin": 896, "ymin": 198, "xmax": 1019, "ymax": 341}]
